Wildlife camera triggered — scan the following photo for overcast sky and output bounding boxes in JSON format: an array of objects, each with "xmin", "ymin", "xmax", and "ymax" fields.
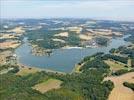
[{"xmin": 1, "ymin": 0, "xmax": 134, "ymax": 21}]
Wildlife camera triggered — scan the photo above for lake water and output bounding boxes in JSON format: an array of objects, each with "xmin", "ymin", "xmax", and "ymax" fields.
[{"xmin": 15, "ymin": 35, "xmax": 130, "ymax": 73}]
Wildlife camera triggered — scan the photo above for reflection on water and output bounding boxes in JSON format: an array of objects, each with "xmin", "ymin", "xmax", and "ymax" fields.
[{"xmin": 15, "ymin": 35, "xmax": 130, "ymax": 72}]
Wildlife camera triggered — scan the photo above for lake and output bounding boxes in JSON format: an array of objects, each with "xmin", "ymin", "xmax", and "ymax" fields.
[{"xmin": 15, "ymin": 35, "xmax": 130, "ymax": 73}]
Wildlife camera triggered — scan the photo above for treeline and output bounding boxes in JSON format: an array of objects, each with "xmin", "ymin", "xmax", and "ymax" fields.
[
  {"xmin": 111, "ymin": 69, "xmax": 134, "ymax": 76},
  {"xmin": 79, "ymin": 52, "xmax": 104, "ymax": 64},
  {"xmin": 119, "ymin": 46, "xmax": 134, "ymax": 59},
  {"xmin": 80, "ymin": 58, "xmax": 110, "ymax": 71},
  {"xmin": 110, "ymin": 46, "xmax": 134, "ymax": 59},
  {"xmin": 0, "ymin": 64, "xmax": 19, "ymax": 72},
  {"xmin": 102, "ymin": 54, "xmax": 128, "ymax": 64}
]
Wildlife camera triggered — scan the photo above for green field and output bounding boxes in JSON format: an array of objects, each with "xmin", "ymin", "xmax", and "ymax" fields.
[{"xmin": 32, "ymin": 78, "xmax": 62, "ymax": 93}]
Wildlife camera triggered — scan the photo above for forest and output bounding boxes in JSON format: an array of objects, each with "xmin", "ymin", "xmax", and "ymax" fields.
[{"xmin": 26, "ymin": 29, "xmax": 82, "ymax": 49}]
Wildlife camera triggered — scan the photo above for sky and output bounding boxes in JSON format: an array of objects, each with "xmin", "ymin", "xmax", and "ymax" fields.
[{"xmin": 1, "ymin": 0, "xmax": 134, "ymax": 21}]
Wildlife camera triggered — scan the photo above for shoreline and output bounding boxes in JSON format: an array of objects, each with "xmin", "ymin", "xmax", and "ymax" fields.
[
  {"xmin": 17, "ymin": 63, "xmax": 66, "ymax": 75},
  {"xmin": 61, "ymin": 46, "xmax": 83, "ymax": 49},
  {"xmin": 14, "ymin": 34, "xmax": 131, "ymax": 74},
  {"xmin": 20, "ymin": 34, "xmax": 130, "ymax": 56}
]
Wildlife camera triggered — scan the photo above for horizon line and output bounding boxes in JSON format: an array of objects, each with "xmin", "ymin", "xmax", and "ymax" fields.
[{"xmin": 1, "ymin": 17, "xmax": 134, "ymax": 22}]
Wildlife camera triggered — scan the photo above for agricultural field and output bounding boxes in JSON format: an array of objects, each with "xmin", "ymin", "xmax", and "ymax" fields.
[
  {"xmin": 16, "ymin": 67, "xmax": 40, "ymax": 76},
  {"xmin": 105, "ymin": 72, "xmax": 134, "ymax": 100},
  {"xmin": 104, "ymin": 59, "xmax": 126, "ymax": 71},
  {"xmin": 0, "ymin": 41, "xmax": 21, "ymax": 49},
  {"xmin": 32, "ymin": 78, "xmax": 62, "ymax": 93}
]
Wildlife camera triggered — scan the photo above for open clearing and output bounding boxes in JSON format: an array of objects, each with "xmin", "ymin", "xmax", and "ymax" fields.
[
  {"xmin": 54, "ymin": 32, "xmax": 68, "ymax": 37},
  {"xmin": 74, "ymin": 65, "xmax": 81, "ymax": 73},
  {"xmin": 0, "ymin": 50, "xmax": 12, "ymax": 64},
  {"xmin": 104, "ymin": 72, "xmax": 134, "ymax": 100},
  {"xmin": 0, "ymin": 34, "xmax": 17, "ymax": 39},
  {"xmin": 7, "ymin": 27, "xmax": 25, "ymax": 34},
  {"xmin": 16, "ymin": 67, "xmax": 40, "ymax": 76},
  {"xmin": 32, "ymin": 78, "xmax": 62, "ymax": 93},
  {"xmin": 104, "ymin": 59, "xmax": 126, "ymax": 71},
  {"xmin": 79, "ymin": 34, "xmax": 93, "ymax": 40}
]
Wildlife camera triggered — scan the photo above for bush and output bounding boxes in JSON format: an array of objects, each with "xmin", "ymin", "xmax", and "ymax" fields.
[
  {"xmin": 8, "ymin": 67, "xmax": 19, "ymax": 73},
  {"xmin": 123, "ymin": 82, "xmax": 134, "ymax": 91},
  {"xmin": 112, "ymin": 69, "xmax": 134, "ymax": 76},
  {"xmin": 112, "ymin": 69, "xmax": 128, "ymax": 76}
]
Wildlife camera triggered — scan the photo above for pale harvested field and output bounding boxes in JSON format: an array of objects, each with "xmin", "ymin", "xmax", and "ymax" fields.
[
  {"xmin": 68, "ymin": 27, "xmax": 82, "ymax": 34},
  {"xmin": 0, "ymin": 34, "xmax": 17, "ymax": 39},
  {"xmin": 54, "ymin": 32, "xmax": 68, "ymax": 37},
  {"xmin": 96, "ymin": 31, "xmax": 112, "ymax": 36},
  {"xmin": 52, "ymin": 38, "xmax": 65, "ymax": 43},
  {"xmin": 112, "ymin": 32, "xmax": 122, "ymax": 36},
  {"xmin": 7, "ymin": 27, "xmax": 25, "ymax": 34},
  {"xmin": 104, "ymin": 72, "xmax": 134, "ymax": 100},
  {"xmin": 86, "ymin": 29, "xmax": 122, "ymax": 36},
  {"xmin": 0, "ymin": 41, "xmax": 20, "ymax": 49},
  {"xmin": 89, "ymin": 29, "xmax": 112, "ymax": 36},
  {"xmin": 69, "ymin": 27, "xmax": 82, "ymax": 34},
  {"xmin": 32, "ymin": 78, "xmax": 62, "ymax": 93},
  {"xmin": 79, "ymin": 34, "xmax": 93, "ymax": 40}
]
